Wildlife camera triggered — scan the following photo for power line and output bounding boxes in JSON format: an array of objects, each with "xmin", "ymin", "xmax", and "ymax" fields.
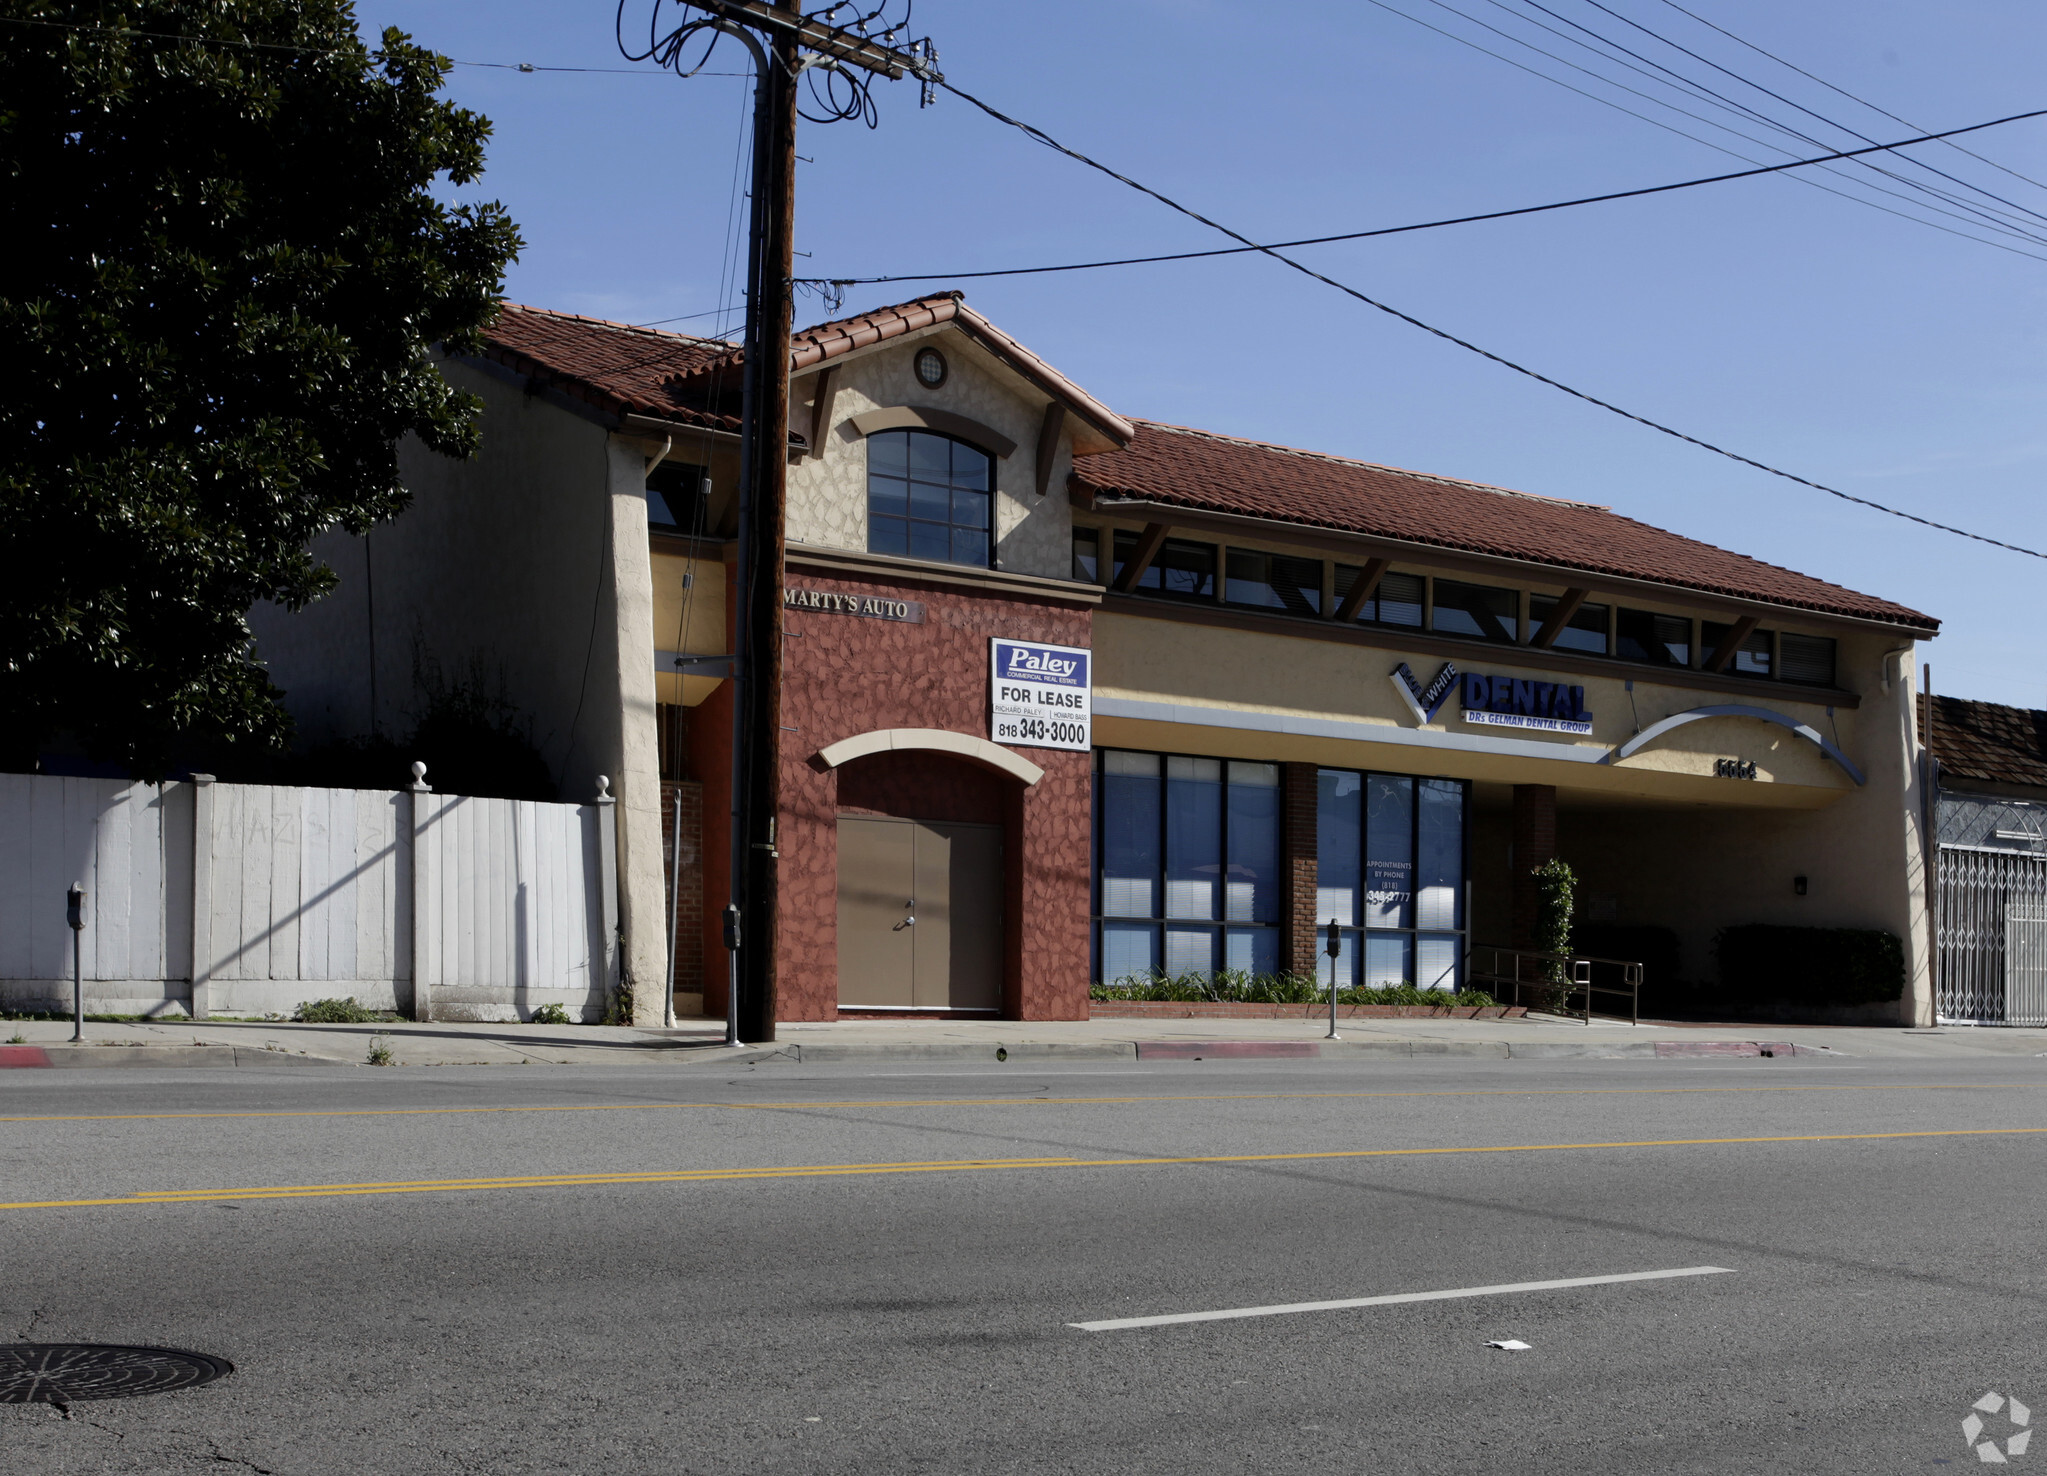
[
  {"xmin": 1507, "ymin": 0, "xmax": 2047, "ymax": 240},
  {"xmin": 800, "ymin": 106, "xmax": 2047, "ymax": 288},
  {"xmin": 1361, "ymin": 0, "xmax": 2047, "ymax": 260},
  {"xmin": 1650, "ymin": 0, "xmax": 2047, "ymax": 195},
  {"xmin": 929, "ymin": 76, "xmax": 2046, "ymax": 562}
]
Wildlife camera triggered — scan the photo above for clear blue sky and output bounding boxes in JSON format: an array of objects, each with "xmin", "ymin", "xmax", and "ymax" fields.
[{"xmin": 358, "ymin": 1, "xmax": 2047, "ymax": 708}]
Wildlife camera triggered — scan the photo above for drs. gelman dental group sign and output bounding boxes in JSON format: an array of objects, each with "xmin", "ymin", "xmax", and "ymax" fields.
[
  {"xmin": 990, "ymin": 639, "xmax": 1091, "ymax": 752},
  {"xmin": 1392, "ymin": 660, "xmax": 1595, "ymax": 737}
]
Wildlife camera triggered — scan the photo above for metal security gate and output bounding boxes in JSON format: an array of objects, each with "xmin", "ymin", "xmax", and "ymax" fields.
[{"xmin": 1937, "ymin": 844, "xmax": 2047, "ymax": 1024}]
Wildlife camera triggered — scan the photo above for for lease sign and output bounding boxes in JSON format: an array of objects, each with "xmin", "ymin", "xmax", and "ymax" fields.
[{"xmin": 989, "ymin": 639, "xmax": 1091, "ymax": 752}]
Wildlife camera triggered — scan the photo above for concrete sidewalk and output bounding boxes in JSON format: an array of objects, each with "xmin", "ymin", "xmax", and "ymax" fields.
[{"xmin": 3, "ymin": 1010, "xmax": 2046, "ymax": 1068}]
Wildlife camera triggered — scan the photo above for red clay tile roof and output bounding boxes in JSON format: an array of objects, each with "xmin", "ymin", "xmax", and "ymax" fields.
[
  {"xmin": 1921, "ymin": 695, "xmax": 2047, "ymax": 789},
  {"xmin": 782, "ymin": 294, "xmax": 1134, "ymax": 447},
  {"xmin": 1072, "ymin": 420, "xmax": 1936, "ymax": 630},
  {"xmin": 476, "ymin": 295, "xmax": 1133, "ymax": 449},
  {"xmin": 480, "ymin": 304, "xmax": 744, "ymax": 430}
]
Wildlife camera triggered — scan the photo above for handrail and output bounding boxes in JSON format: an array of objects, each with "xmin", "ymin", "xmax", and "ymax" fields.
[{"xmin": 1467, "ymin": 943, "xmax": 1642, "ymax": 1025}]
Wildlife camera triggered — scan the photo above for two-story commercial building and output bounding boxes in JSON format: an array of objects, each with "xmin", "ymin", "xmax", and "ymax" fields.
[{"xmin": 250, "ymin": 291, "xmax": 1942, "ymax": 1026}]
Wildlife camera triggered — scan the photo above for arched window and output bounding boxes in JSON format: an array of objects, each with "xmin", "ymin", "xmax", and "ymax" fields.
[{"xmin": 866, "ymin": 429, "xmax": 992, "ymax": 568}]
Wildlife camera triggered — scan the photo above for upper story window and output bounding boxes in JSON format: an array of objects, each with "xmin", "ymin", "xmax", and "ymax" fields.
[
  {"xmin": 646, "ymin": 462, "xmax": 709, "ymax": 534},
  {"xmin": 1432, "ymin": 579, "xmax": 1520, "ymax": 644},
  {"xmin": 1616, "ymin": 608, "xmax": 1690, "ymax": 666},
  {"xmin": 866, "ymin": 430, "xmax": 992, "ymax": 568},
  {"xmin": 1531, "ymin": 594, "xmax": 1609, "ymax": 655}
]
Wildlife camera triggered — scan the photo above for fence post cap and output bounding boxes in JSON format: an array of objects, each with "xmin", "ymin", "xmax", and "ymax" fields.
[
  {"xmin": 190, "ymin": 772, "xmax": 216, "ymax": 786},
  {"xmin": 408, "ymin": 761, "xmax": 432, "ymax": 793},
  {"xmin": 594, "ymin": 775, "xmax": 614, "ymax": 805}
]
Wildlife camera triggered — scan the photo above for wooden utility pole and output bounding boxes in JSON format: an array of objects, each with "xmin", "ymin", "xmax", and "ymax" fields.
[{"xmin": 690, "ymin": 1, "xmax": 935, "ymax": 1044}]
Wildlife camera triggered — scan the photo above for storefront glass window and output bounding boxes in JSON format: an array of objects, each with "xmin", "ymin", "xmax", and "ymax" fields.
[
  {"xmin": 1529, "ymin": 595, "xmax": 1609, "ymax": 655},
  {"xmin": 1100, "ymin": 751, "xmax": 1159, "ymax": 919},
  {"xmin": 1616, "ymin": 608, "xmax": 1690, "ymax": 666},
  {"xmin": 1226, "ymin": 762, "xmax": 1280, "ymax": 923},
  {"xmin": 1432, "ymin": 579, "xmax": 1521, "ymax": 643},
  {"xmin": 1364, "ymin": 775, "xmax": 1414, "ymax": 928},
  {"xmin": 1315, "ymin": 766, "xmax": 1469, "ymax": 991},
  {"xmin": 1316, "ymin": 770, "xmax": 1362, "ymax": 927},
  {"xmin": 866, "ymin": 430, "xmax": 993, "ymax": 568},
  {"xmin": 1225, "ymin": 551, "xmax": 1322, "ymax": 616},
  {"xmin": 1094, "ymin": 750, "xmax": 1281, "ymax": 982},
  {"xmin": 1166, "ymin": 756, "xmax": 1222, "ymax": 919}
]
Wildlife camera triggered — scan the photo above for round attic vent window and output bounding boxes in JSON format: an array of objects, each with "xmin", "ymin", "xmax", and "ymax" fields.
[{"xmin": 914, "ymin": 347, "xmax": 948, "ymax": 388}]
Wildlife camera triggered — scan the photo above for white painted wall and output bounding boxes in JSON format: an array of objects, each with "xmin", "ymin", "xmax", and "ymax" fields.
[{"xmin": 0, "ymin": 772, "xmax": 612, "ymax": 1021}]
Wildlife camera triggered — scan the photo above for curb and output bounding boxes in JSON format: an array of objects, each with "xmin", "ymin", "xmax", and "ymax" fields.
[
  {"xmin": 0, "ymin": 1045, "xmax": 350, "ymax": 1069},
  {"xmin": 0, "ymin": 1037, "xmax": 1836, "ymax": 1070}
]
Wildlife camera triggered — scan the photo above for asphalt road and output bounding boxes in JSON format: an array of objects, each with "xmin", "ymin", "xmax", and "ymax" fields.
[{"xmin": 3, "ymin": 1052, "xmax": 2044, "ymax": 1474}]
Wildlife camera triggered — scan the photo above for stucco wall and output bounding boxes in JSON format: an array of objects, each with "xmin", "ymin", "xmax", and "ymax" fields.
[
  {"xmin": 247, "ymin": 357, "xmax": 676, "ymax": 1024},
  {"xmin": 786, "ymin": 327, "xmax": 1073, "ymax": 579},
  {"xmin": 1089, "ymin": 598, "xmax": 1930, "ymax": 1022}
]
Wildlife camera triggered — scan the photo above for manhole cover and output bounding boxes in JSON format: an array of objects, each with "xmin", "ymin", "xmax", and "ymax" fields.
[{"xmin": 0, "ymin": 1344, "xmax": 233, "ymax": 1404}]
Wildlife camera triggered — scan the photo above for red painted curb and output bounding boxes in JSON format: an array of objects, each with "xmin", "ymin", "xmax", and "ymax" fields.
[
  {"xmin": 1653, "ymin": 1041, "xmax": 1807, "ymax": 1058},
  {"xmin": 0, "ymin": 1046, "xmax": 53, "ymax": 1068},
  {"xmin": 1135, "ymin": 1041, "xmax": 1320, "ymax": 1059}
]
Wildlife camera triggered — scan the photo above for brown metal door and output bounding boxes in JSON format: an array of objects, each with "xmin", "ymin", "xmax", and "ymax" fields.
[
  {"xmin": 912, "ymin": 822, "xmax": 1004, "ymax": 1011},
  {"xmin": 836, "ymin": 817, "xmax": 916, "ymax": 1007}
]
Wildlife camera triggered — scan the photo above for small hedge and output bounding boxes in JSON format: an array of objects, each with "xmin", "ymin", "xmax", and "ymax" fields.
[
  {"xmin": 1715, "ymin": 925, "xmax": 1905, "ymax": 1007},
  {"xmin": 1091, "ymin": 969, "xmax": 1495, "ymax": 1009}
]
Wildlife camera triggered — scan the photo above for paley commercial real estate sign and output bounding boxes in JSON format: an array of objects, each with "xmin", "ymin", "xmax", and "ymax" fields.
[{"xmin": 990, "ymin": 639, "xmax": 1091, "ymax": 751}]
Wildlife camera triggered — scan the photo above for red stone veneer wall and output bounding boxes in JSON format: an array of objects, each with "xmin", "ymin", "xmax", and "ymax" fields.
[{"xmin": 776, "ymin": 568, "xmax": 1094, "ymax": 1021}]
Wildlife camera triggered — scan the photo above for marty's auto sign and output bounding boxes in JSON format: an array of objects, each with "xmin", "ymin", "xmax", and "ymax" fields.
[{"xmin": 989, "ymin": 639, "xmax": 1091, "ymax": 751}]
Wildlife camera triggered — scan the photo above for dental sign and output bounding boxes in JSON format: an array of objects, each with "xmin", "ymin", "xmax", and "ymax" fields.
[
  {"xmin": 991, "ymin": 639, "xmax": 1091, "ymax": 751},
  {"xmin": 1392, "ymin": 661, "xmax": 1594, "ymax": 737}
]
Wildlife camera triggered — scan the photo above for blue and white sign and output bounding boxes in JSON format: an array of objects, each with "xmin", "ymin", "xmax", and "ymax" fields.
[
  {"xmin": 1460, "ymin": 672, "xmax": 1594, "ymax": 736},
  {"xmin": 990, "ymin": 639, "xmax": 1091, "ymax": 751}
]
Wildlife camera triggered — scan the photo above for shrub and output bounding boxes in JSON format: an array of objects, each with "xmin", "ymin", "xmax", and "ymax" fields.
[
  {"xmin": 1090, "ymin": 969, "xmax": 1495, "ymax": 1009},
  {"xmin": 294, "ymin": 997, "xmax": 381, "ymax": 1024},
  {"xmin": 366, "ymin": 1037, "xmax": 395, "ymax": 1067},
  {"xmin": 1715, "ymin": 925, "xmax": 1905, "ymax": 1008},
  {"xmin": 530, "ymin": 1002, "xmax": 571, "ymax": 1025}
]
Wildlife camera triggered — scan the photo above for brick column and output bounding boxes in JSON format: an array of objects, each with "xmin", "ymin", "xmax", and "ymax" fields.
[
  {"xmin": 660, "ymin": 779, "xmax": 705, "ymax": 1003},
  {"xmin": 1280, "ymin": 763, "xmax": 1320, "ymax": 977},
  {"xmin": 1510, "ymin": 783, "xmax": 1557, "ymax": 949}
]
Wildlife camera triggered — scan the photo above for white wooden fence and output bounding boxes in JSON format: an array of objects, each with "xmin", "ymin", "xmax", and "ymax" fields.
[{"xmin": 0, "ymin": 771, "xmax": 616, "ymax": 1022}]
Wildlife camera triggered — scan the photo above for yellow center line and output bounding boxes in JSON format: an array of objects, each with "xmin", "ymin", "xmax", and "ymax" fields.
[
  {"xmin": 5, "ymin": 1125, "xmax": 2043, "ymax": 1212},
  {"xmin": 2, "ymin": 1080, "xmax": 2043, "ymax": 1125}
]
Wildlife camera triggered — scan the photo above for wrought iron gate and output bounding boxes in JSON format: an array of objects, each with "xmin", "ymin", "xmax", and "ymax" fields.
[{"xmin": 1937, "ymin": 844, "xmax": 2047, "ymax": 1024}]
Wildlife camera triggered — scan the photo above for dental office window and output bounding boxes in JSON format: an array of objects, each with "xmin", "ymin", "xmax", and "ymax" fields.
[
  {"xmin": 1529, "ymin": 595, "xmax": 1609, "ymax": 655},
  {"xmin": 1315, "ymin": 769, "xmax": 1467, "ymax": 991},
  {"xmin": 1225, "ymin": 550, "xmax": 1322, "ymax": 616},
  {"xmin": 645, "ymin": 462, "xmax": 710, "ymax": 534},
  {"xmin": 1703, "ymin": 621, "xmax": 1774, "ymax": 678},
  {"xmin": 1093, "ymin": 751, "xmax": 1280, "ymax": 982},
  {"xmin": 1616, "ymin": 608, "xmax": 1690, "ymax": 666},
  {"xmin": 866, "ymin": 430, "xmax": 993, "ymax": 568},
  {"xmin": 1112, "ymin": 533, "xmax": 1216, "ymax": 600},
  {"xmin": 1431, "ymin": 579, "xmax": 1520, "ymax": 644},
  {"xmin": 1335, "ymin": 566, "xmax": 1424, "ymax": 627}
]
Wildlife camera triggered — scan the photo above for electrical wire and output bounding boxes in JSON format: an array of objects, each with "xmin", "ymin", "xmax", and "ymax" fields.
[
  {"xmin": 1501, "ymin": 0, "xmax": 2047, "ymax": 241},
  {"xmin": 1359, "ymin": 0, "xmax": 2047, "ymax": 260},
  {"xmin": 930, "ymin": 76, "xmax": 2047, "ymax": 561},
  {"xmin": 798, "ymin": 106, "xmax": 2047, "ymax": 288},
  {"xmin": 1558, "ymin": 0, "xmax": 2047, "ymax": 231},
  {"xmin": 1650, "ymin": 0, "xmax": 2047, "ymax": 194}
]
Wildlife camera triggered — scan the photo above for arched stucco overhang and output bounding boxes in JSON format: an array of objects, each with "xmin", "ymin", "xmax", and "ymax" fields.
[
  {"xmin": 1603, "ymin": 703, "xmax": 1865, "ymax": 786},
  {"xmin": 815, "ymin": 728, "xmax": 1044, "ymax": 786}
]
